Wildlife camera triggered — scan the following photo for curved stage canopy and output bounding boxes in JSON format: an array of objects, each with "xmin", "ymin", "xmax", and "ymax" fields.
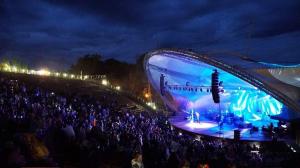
[{"xmin": 144, "ymin": 49, "xmax": 300, "ymax": 140}]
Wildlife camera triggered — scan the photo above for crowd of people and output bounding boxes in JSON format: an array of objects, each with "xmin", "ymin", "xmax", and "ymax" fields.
[{"xmin": 0, "ymin": 73, "xmax": 299, "ymax": 168}]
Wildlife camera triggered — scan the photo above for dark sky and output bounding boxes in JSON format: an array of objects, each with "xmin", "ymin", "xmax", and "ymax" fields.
[{"xmin": 0, "ymin": 0, "xmax": 300, "ymax": 70}]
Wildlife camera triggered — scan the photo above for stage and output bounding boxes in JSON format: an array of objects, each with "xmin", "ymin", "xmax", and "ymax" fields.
[
  {"xmin": 144, "ymin": 50, "xmax": 297, "ymax": 142},
  {"xmin": 169, "ymin": 115, "xmax": 280, "ymax": 141}
]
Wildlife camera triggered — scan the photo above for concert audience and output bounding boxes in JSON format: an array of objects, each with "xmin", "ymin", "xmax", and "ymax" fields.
[{"xmin": 0, "ymin": 74, "xmax": 299, "ymax": 168}]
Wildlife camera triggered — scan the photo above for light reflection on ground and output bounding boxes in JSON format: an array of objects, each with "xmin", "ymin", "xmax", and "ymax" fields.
[{"xmin": 186, "ymin": 121, "xmax": 218, "ymax": 129}]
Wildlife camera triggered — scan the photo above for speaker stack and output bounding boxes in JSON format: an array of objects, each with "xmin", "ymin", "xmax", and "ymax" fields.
[
  {"xmin": 234, "ymin": 129, "xmax": 241, "ymax": 141},
  {"xmin": 160, "ymin": 74, "xmax": 165, "ymax": 96},
  {"xmin": 211, "ymin": 69, "xmax": 220, "ymax": 103}
]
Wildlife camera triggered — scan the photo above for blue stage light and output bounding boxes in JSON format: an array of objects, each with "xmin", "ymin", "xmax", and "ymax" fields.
[
  {"xmin": 229, "ymin": 89, "xmax": 282, "ymax": 126},
  {"xmin": 146, "ymin": 53, "xmax": 284, "ymax": 127}
]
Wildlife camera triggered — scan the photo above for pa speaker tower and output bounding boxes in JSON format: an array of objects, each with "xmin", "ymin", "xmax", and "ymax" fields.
[
  {"xmin": 234, "ymin": 129, "xmax": 241, "ymax": 141},
  {"xmin": 160, "ymin": 74, "xmax": 165, "ymax": 96},
  {"xmin": 211, "ymin": 69, "xmax": 220, "ymax": 103}
]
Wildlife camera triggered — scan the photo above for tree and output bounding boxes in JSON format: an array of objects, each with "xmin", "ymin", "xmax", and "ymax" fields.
[
  {"xmin": 69, "ymin": 54, "xmax": 103, "ymax": 75},
  {"xmin": 0, "ymin": 56, "xmax": 28, "ymax": 69}
]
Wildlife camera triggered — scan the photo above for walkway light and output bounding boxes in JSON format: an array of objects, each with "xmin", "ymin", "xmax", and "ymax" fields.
[
  {"xmin": 29, "ymin": 70, "xmax": 36, "ymax": 74},
  {"xmin": 144, "ymin": 93, "xmax": 150, "ymax": 98},
  {"xmin": 37, "ymin": 69, "xmax": 51, "ymax": 76},
  {"xmin": 12, "ymin": 66, "xmax": 18, "ymax": 72},
  {"xmin": 102, "ymin": 79, "xmax": 108, "ymax": 86}
]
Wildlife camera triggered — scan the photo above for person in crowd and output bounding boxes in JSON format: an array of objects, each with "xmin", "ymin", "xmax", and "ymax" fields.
[
  {"xmin": 0, "ymin": 74, "xmax": 299, "ymax": 168},
  {"xmin": 131, "ymin": 152, "xmax": 144, "ymax": 168}
]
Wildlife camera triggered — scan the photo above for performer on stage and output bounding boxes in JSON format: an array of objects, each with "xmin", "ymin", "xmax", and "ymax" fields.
[
  {"xmin": 195, "ymin": 112, "xmax": 200, "ymax": 123},
  {"xmin": 190, "ymin": 109, "xmax": 194, "ymax": 122}
]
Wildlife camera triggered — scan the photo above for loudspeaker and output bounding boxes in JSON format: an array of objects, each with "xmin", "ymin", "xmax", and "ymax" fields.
[
  {"xmin": 211, "ymin": 70, "xmax": 220, "ymax": 103},
  {"xmin": 160, "ymin": 74, "xmax": 165, "ymax": 96},
  {"xmin": 234, "ymin": 129, "xmax": 240, "ymax": 141}
]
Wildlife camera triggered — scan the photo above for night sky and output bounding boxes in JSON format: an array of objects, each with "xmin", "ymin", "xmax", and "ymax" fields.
[{"xmin": 0, "ymin": 0, "xmax": 299, "ymax": 70}]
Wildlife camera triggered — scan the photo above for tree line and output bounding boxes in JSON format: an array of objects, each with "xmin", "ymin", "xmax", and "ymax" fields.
[{"xmin": 69, "ymin": 54, "xmax": 149, "ymax": 98}]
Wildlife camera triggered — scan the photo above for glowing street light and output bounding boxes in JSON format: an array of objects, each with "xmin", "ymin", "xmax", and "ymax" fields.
[
  {"xmin": 83, "ymin": 75, "xmax": 89, "ymax": 80},
  {"xmin": 116, "ymin": 86, "xmax": 121, "ymax": 90},
  {"xmin": 3, "ymin": 64, "xmax": 10, "ymax": 71},
  {"xmin": 37, "ymin": 69, "xmax": 51, "ymax": 76},
  {"xmin": 144, "ymin": 93, "xmax": 150, "ymax": 98},
  {"xmin": 0, "ymin": 63, "xmax": 91, "ymax": 82},
  {"xmin": 29, "ymin": 70, "xmax": 36, "ymax": 75},
  {"xmin": 145, "ymin": 101, "xmax": 157, "ymax": 110},
  {"xmin": 102, "ymin": 79, "xmax": 108, "ymax": 86},
  {"xmin": 12, "ymin": 66, "xmax": 18, "ymax": 72}
]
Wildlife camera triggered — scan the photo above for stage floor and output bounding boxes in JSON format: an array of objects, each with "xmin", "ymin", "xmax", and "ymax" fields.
[{"xmin": 169, "ymin": 115, "xmax": 280, "ymax": 141}]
